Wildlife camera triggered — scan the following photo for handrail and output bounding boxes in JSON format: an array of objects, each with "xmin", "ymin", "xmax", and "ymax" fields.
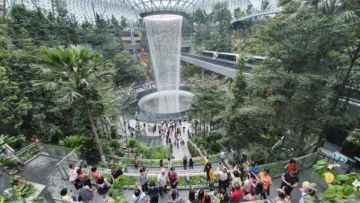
[{"xmin": 231, "ymin": 8, "xmax": 282, "ymax": 24}]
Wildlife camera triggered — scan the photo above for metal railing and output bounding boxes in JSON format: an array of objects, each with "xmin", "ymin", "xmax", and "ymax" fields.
[
  {"xmin": 55, "ymin": 149, "xmax": 80, "ymax": 180},
  {"xmin": 15, "ymin": 142, "xmax": 78, "ymax": 166}
]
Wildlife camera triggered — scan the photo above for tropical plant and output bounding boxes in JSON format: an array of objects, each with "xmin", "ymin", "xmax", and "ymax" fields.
[
  {"xmin": 127, "ymin": 139, "xmax": 138, "ymax": 148},
  {"xmin": 59, "ymin": 135, "xmax": 85, "ymax": 149},
  {"xmin": 35, "ymin": 45, "xmax": 115, "ymax": 162},
  {"xmin": 313, "ymin": 159, "xmax": 360, "ymax": 201}
]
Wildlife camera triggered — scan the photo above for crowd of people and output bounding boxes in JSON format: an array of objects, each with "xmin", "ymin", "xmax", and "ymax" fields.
[
  {"xmin": 60, "ymin": 163, "xmax": 121, "ymax": 203},
  {"xmin": 59, "ymin": 153, "xmax": 318, "ymax": 203},
  {"xmin": 59, "ymin": 116, "xmax": 319, "ymax": 203},
  {"xmin": 125, "ymin": 158, "xmax": 316, "ymax": 203}
]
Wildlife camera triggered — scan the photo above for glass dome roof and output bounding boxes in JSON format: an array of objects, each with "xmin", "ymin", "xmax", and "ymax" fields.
[
  {"xmin": 125, "ymin": 0, "xmax": 197, "ymax": 17},
  {"xmin": 2, "ymin": 0, "xmax": 279, "ymax": 23}
]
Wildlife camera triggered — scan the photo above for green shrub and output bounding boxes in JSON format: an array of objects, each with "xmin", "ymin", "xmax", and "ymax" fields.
[
  {"xmin": 188, "ymin": 141, "xmax": 200, "ymax": 157},
  {"xmin": 59, "ymin": 135, "xmax": 85, "ymax": 148},
  {"xmin": 192, "ymin": 132, "xmax": 222, "ymax": 154},
  {"xmin": 245, "ymin": 143, "xmax": 270, "ymax": 164},
  {"xmin": 128, "ymin": 139, "xmax": 137, "ymax": 148},
  {"xmin": 77, "ymin": 137, "xmax": 100, "ymax": 162}
]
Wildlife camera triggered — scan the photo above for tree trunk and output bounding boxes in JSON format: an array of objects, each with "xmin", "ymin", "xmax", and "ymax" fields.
[
  {"xmin": 84, "ymin": 99, "xmax": 106, "ymax": 163},
  {"xmin": 315, "ymin": 44, "xmax": 360, "ymax": 151},
  {"xmin": 122, "ymin": 114, "xmax": 127, "ymax": 141},
  {"xmin": 296, "ymin": 124, "xmax": 307, "ymax": 156},
  {"xmin": 97, "ymin": 120, "xmax": 106, "ymax": 138}
]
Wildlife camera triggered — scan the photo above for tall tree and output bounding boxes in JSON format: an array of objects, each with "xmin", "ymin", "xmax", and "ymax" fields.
[{"xmin": 35, "ymin": 45, "xmax": 114, "ymax": 162}]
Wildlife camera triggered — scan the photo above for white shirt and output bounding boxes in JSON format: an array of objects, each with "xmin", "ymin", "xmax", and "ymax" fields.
[
  {"xmin": 68, "ymin": 167, "xmax": 78, "ymax": 182},
  {"xmin": 157, "ymin": 173, "xmax": 167, "ymax": 186},
  {"xmin": 132, "ymin": 192, "xmax": 146, "ymax": 203}
]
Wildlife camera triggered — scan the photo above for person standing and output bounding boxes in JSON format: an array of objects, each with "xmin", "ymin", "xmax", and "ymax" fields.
[
  {"xmin": 217, "ymin": 166, "xmax": 229, "ymax": 192},
  {"xmin": 167, "ymin": 167, "xmax": 178, "ymax": 193},
  {"xmin": 60, "ymin": 188, "xmax": 76, "ymax": 203},
  {"xmin": 280, "ymin": 170, "xmax": 299, "ymax": 196},
  {"xmin": 157, "ymin": 168, "xmax": 167, "ymax": 197},
  {"xmin": 148, "ymin": 181, "xmax": 160, "ymax": 203},
  {"xmin": 189, "ymin": 158, "xmax": 194, "ymax": 169},
  {"xmin": 258, "ymin": 168, "xmax": 272, "ymax": 199},
  {"xmin": 183, "ymin": 155, "xmax": 188, "ymax": 170},
  {"xmin": 132, "ymin": 186, "xmax": 147, "ymax": 203},
  {"xmin": 76, "ymin": 168, "xmax": 91, "ymax": 189},
  {"xmin": 230, "ymin": 183, "xmax": 243, "ymax": 202},
  {"xmin": 139, "ymin": 167, "xmax": 149, "ymax": 193},
  {"xmin": 96, "ymin": 176, "xmax": 110, "ymax": 197},
  {"xmin": 68, "ymin": 163, "xmax": 78, "ymax": 189},
  {"xmin": 219, "ymin": 151, "xmax": 226, "ymax": 163},
  {"xmin": 160, "ymin": 159, "xmax": 164, "ymax": 168},
  {"xmin": 90, "ymin": 166, "xmax": 102, "ymax": 183},
  {"xmin": 77, "ymin": 183, "xmax": 94, "ymax": 203}
]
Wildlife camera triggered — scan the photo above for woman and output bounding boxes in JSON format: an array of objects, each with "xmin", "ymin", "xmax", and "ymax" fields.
[
  {"xmin": 77, "ymin": 168, "xmax": 91, "ymax": 189},
  {"xmin": 230, "ymin": 168, "xmax": 242, "ymax": 190},
  {"xmin": 90, "ymin": 166, "xmax": 102, "ymax": 183},
  {"xmin": 139, "ymin": 167, "xmax": 149, "ymax": 192},
  {"xmin": 167, "ymin": 167, "xmax": 178, "ymax": 193},
  {"xmin": 96, "ymin": 176, "xmax": 110, "ymax": 196}
]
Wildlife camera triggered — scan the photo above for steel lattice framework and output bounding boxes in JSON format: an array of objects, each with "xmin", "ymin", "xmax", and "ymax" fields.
[
  {"xmin": 125, "ymin": 0, "xmax": 196, "ymax": 17},
  {"xmin": 1, "ymin": 0, "xmax": 280, "ymax": 23}
]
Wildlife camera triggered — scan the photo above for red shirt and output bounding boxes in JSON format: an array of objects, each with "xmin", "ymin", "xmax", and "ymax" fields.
[
  {"xmin": 287, "ymin": 163, "xmax": 298, "ymax": 173},
  {"xmin": 231, "ymin": 188, "xmax": 243, "ymax": 202},
  {"xmin": 91, "ymin": 171, "xmax": 101, "ymax": 183}
]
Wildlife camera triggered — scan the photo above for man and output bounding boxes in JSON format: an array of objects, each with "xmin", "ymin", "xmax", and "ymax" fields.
[
  {"xmin": 280, "ymin": 170, "xmax": 299, "ymax": 196},
  {"xmin": 157, "ymin": 168, "xmax": 167, "ymax": 196},
  {"xmin": 258, "ymin": 168, "xmax": 272, "ymax": 199}
]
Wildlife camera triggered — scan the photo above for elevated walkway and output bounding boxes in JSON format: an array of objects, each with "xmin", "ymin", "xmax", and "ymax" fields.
[
  {"xmin": 180, "ymin": 53, "xmax": 253, "ymax": 78},
  {"xmin": 231, "ymin": 8, "xmax": 282, "ymax": 26}
]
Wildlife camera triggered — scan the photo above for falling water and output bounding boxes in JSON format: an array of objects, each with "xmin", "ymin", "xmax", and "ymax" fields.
[{"xmin": 144, "ymin": 14, "xmax": 183, "ymax": 113}]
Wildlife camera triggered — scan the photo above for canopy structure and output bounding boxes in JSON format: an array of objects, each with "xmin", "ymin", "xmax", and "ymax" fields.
[
  {"xmin": 1, "ymin": 0, "xmax": 279, "ymax": 23},
  {"xmin": 125, "ymin": 0, "xmax": 196, "ymax": 17}
]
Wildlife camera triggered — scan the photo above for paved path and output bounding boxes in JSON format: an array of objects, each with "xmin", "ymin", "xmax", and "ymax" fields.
[
  {"xmin": 128, "ymin": 119, "xmax": 192, "ymax": 160},
  {"xmin": 124, "ymin": 168, "xmax": 327, "ymax": 203}
]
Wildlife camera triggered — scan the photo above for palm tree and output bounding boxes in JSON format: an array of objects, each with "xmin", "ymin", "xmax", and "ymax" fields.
[
  {"xmin": 35, "ymin": 45, "xmax": 114, "ymax": 162},
  {"xmin": 281, "ymin": 0, "xmax": 359, "ymax": 22}
]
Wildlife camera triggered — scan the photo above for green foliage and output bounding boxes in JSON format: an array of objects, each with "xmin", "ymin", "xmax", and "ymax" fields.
[
  {"xmin": 77, "ymin": 137, "xmax": 100, "ymax": 161},
  {"xmin": 13, "ymin": 182, "xmax": 36, "ymax": 199},
  {"xmin": 313, "ymin": 159, "xmax": 360, "ymax": 201},
  {"xmin": 192, "ymin": 133, "xmax": 222, "ymax": 154},
  {"xmin": 113, "ymin": 52, "xmax": 146, "ymax": 87},
  {"xmin": 245, "ymin": 143, "xmax": 271, "ymax": 164},
  {"xmin": 190, "ymin": 3, "xmax": 233, "ymax": 51},
  {"xmin": 127, "ymin": 139, "xmax": 138, "ymax": 148},
  {"xmin": 189, "ymin": 76, "xmax": 227, "ymax": 133},
  {"xmin": 187, "ymin": 141, "xmax": 200, "ymax": 157},
  {"xmin": 59, "ymin": 135, "xmax": 85, "ymax": 149},
  {"xmin": 0, "ymin": 67, "xmax": 32, "ymax": 134},
  {"xmin": 59, "ymin": 135, "xmax": 99, "ymax": 161},
  {"xmin": 137, "ymin": 143, "xmax": 170, "ymax": 159}
]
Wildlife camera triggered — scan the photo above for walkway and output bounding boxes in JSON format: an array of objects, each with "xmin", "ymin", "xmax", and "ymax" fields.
[
  {"xmin": 128, "ymin": 119, "xmax": 192, "ymax": 160},
  {"xmin": 124, "ymin": 168, "xmax": 327, "ymax": 202}
]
